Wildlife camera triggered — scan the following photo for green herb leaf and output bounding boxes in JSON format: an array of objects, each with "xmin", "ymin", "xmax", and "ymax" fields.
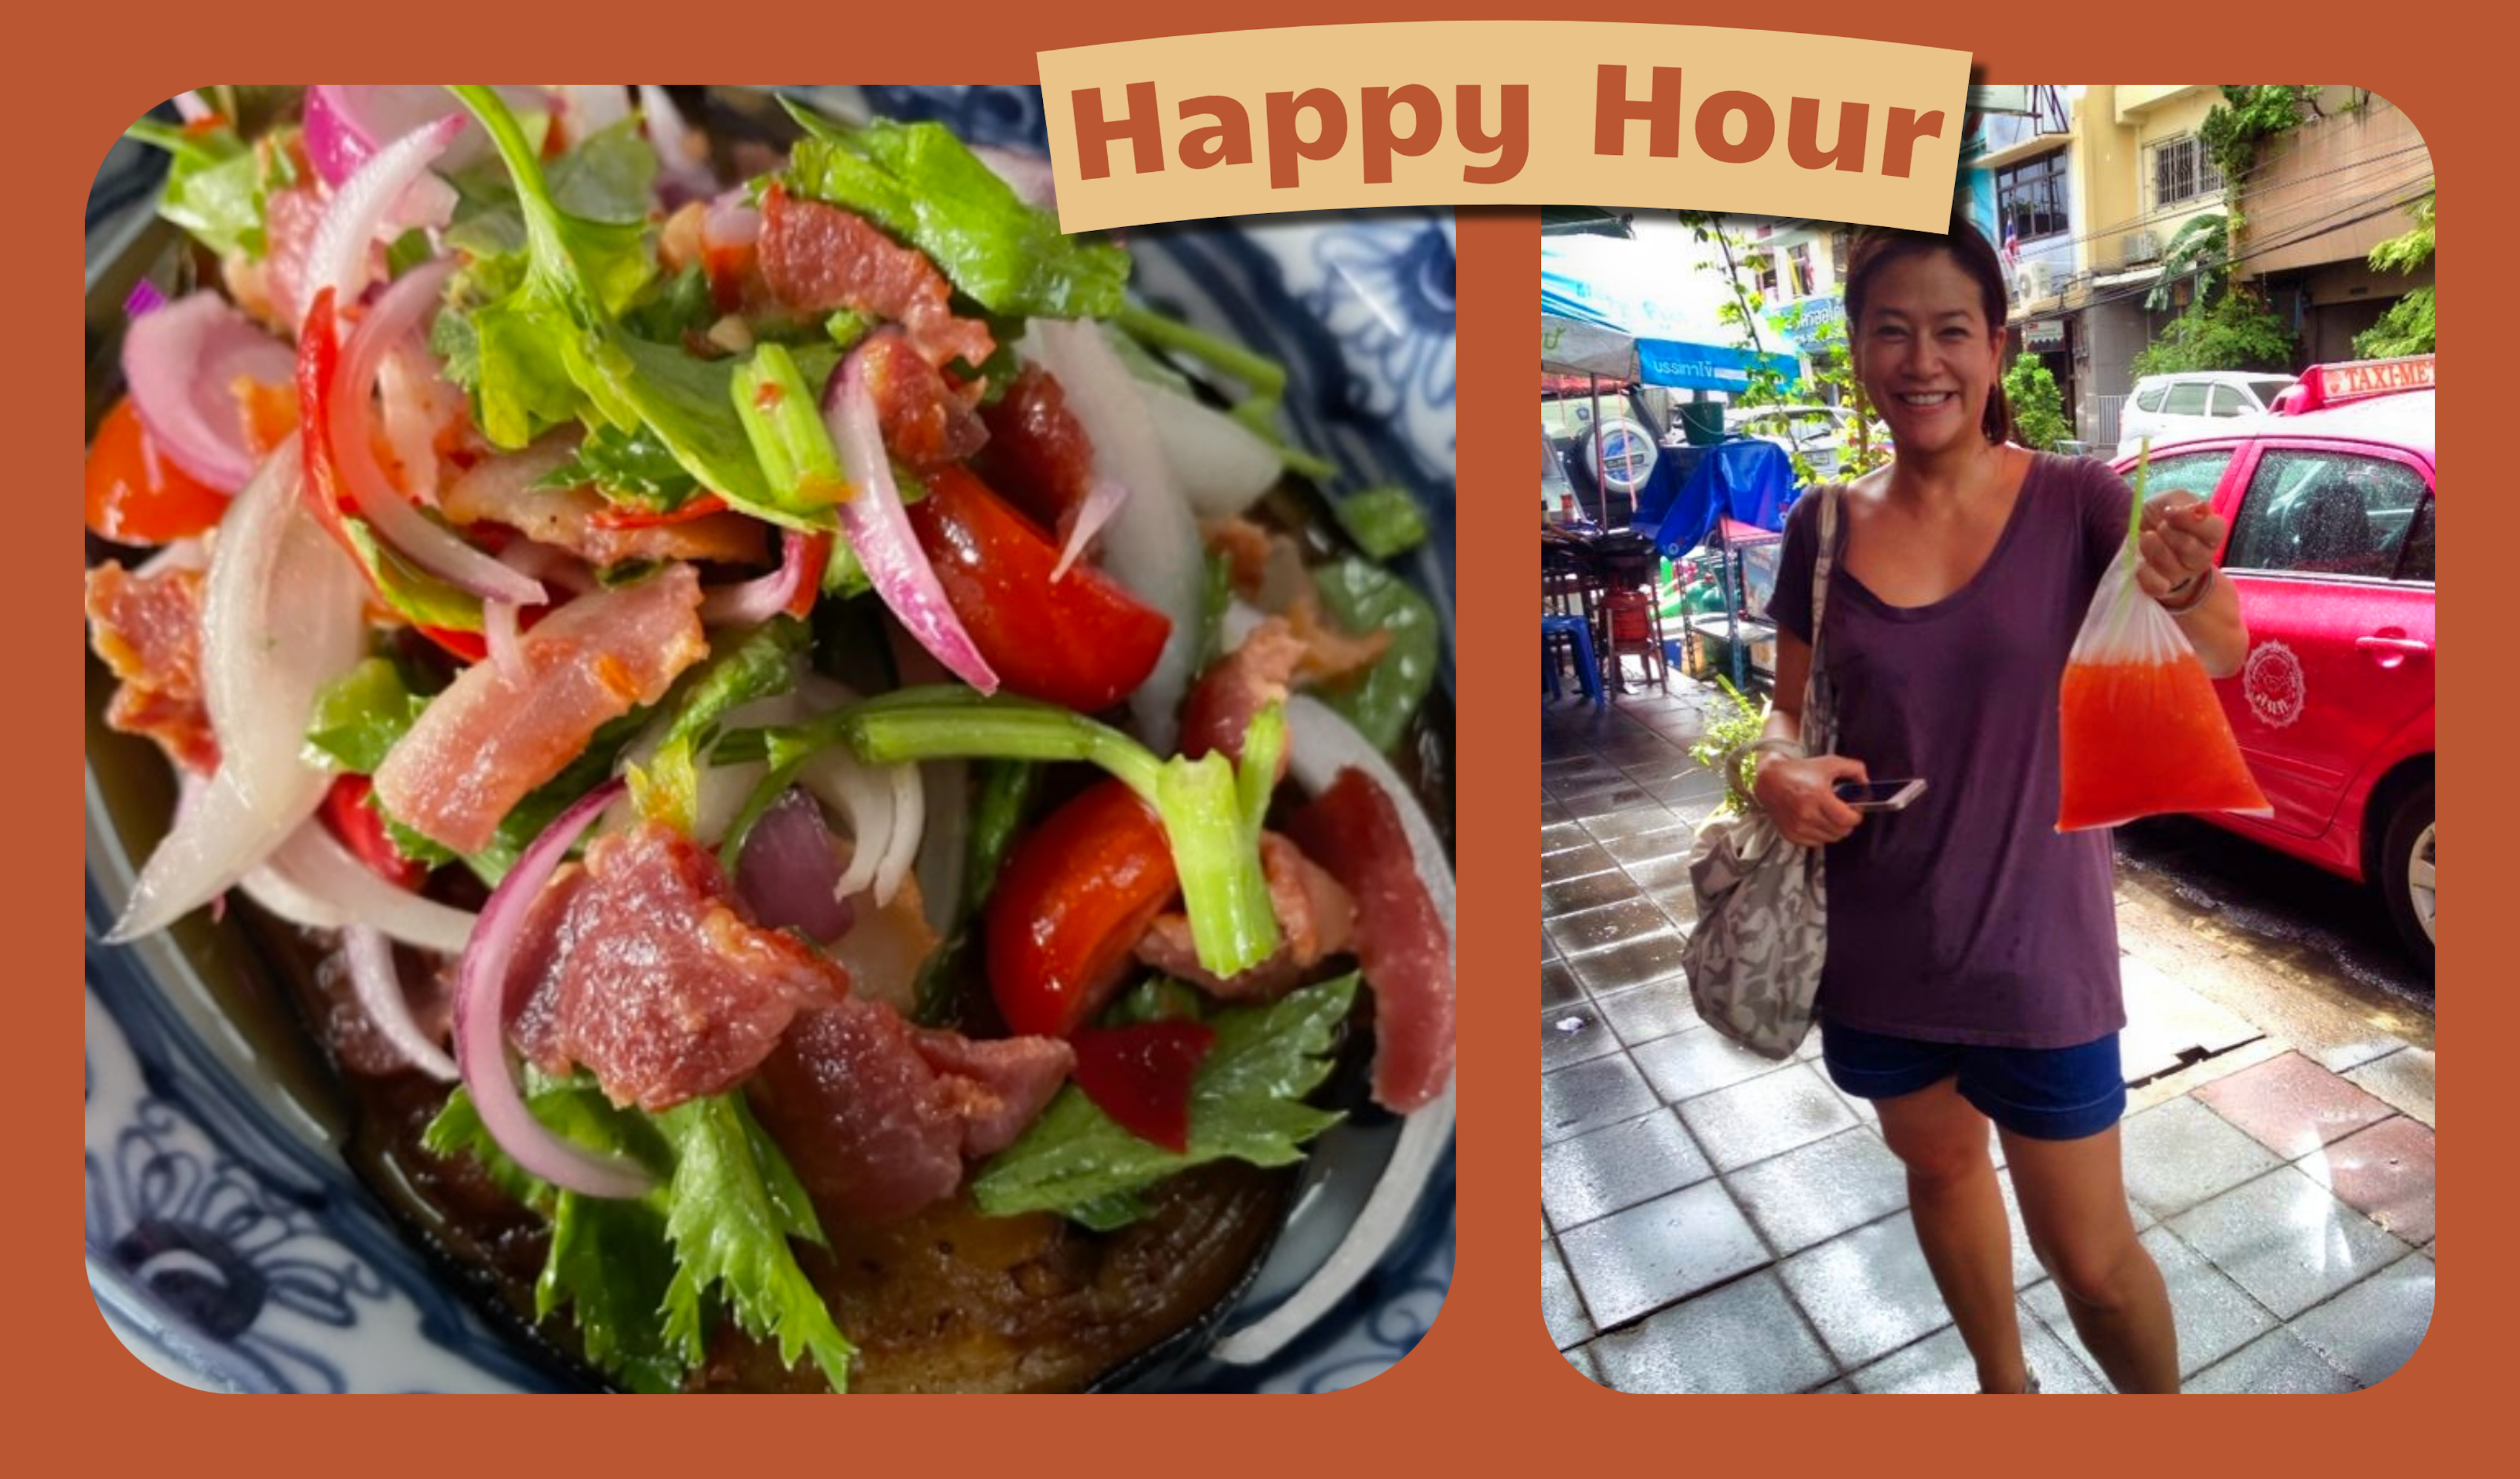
[
  {"xmin": 342, "ymin": 518, "xmax": 486, "ymax": 634},
  {"xmin": 125, "ymin": 119, "xmax": 266, "ymax": 260},
  {"xmin": 1334, "ymin": 487, "xmax": 1430, "ymax": 562},
  {"xmin": 541, "ymin": 422, "xmax": 704, "ymax": 511},
  {"xmin": 632, "ymin": 621, "xmax": 807, "ymax": 835},
  {"xmin": 786, "ymin": 123, "xmax": 1131, "ymax": 320},
  {"xmin": 971, "ymin": 974, "xmax": 1358, "ymax": 1224},
  {"xmin": 1311, "ymin": 557, "xmax": 1439, "ymax": 752},
  {"xmin": 305, "ymin": 658, "xmax": 432, "ymax": 774},
  {"xmin": 655, "ymin": 1095, "xmax": 856, "ymax": 1391}
]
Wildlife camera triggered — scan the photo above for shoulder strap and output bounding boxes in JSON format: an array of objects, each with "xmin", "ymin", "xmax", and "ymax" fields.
[{"xmin": 1807, "ymin": 484, "xmax": 1842, "ymax": 662}]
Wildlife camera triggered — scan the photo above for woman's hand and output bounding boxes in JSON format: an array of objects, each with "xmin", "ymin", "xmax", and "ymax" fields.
[
  {"xmin": 2136, "ymin": 492, "xmax": 2229, "ymax": 606},
  {"xmin": 1754, "ymin": 753, "xmax": 1871, "ymax": 848}
]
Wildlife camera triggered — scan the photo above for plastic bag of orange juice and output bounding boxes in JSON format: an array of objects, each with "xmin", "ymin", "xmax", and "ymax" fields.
[{"xmin": 2057, "ymin": 451, "xmax": 2271, "ymax": 832}]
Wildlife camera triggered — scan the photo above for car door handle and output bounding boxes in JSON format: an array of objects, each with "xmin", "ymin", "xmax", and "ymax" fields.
[{"xmin": 2355, "ymin": 636, "xmax": 2432, "ymax": 655}]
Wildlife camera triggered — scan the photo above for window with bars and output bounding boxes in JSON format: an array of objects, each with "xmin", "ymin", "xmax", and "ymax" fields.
[
  {"xmin": 1996, "ymin": 152, "xmax": 2070, "ymax": 243},
  {"xmin": 2152, "ymin": 136, "xmax": 2223, "ymax": 209},
  {"xmin": 1787, "ymin": 243, "xmax": 1815, "ymax": 299}
]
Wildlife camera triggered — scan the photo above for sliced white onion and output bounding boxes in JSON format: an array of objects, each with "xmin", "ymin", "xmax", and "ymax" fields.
[
  {"xmin": 1022, "ymin": 320, "xmax": 1203, "ymax": 753},
  {"xmin": 639, "ymin": 84, "xmax": 718, "ymax": 203},
  {"xmin": 377, "ymin": 342, "xmax": 451, "ymax": 505},
  {"xmin": 453, "ymin": 779, "xmax": 654, "ymax": 1199},
  {"xmin": 556, "ymin": 85, "xmax": 632, "ymax": 144},
  {"xmin": 702, "ymin": 192, "xmax": 763, "ymax": 250},
  {"xmin": 331, "ymin": 259, "xmax": 548, "ymax": 607},
  {"xmin": 306, "ymin": 114, "xmax": 463, "ymax": 323},
  {"xmin": 242, "ymin": 816, "xmax": 478, "ymax": 956},
  {"xmin": 121, "ymin": 292, "xmax": 295, "ymax": 493},
  {"xmin": 172, "ymin": 91, "xmax": 213, "ymax": 124},
  {"xmin": 795, "ymin": 675, "xmax": 923, "ymax": 908},
  {"xmin": 344, "ymin": 926, "xmax": 461, "ymax": 1081},
  {"xmin": 484, "ymin": 600, "xmax": 528, "ymax": 684},
  {"xmin": 1143, "ymin": 381, "xmax": 1285, "ymax": 518},
  {"xmin": 112, "ymin": 446, "xmax": 367, "ymax": 941},
  {"xmin": 1285, "ymin": 696, "xmax": 1457, "ymax": 967},
  {"xmin": 1053, "ymin": 478, "xmax": 1130, "ymax": 583},
  {"xmin": 824, "ymin": 342, "xmax": 1000, "ymax": 694},
  {"xmin": 972, "ymin": 145, "xmax": 1059, "ymax": 210}
]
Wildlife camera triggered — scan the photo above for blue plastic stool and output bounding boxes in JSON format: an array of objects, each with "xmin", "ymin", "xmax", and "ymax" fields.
[{"xmin": 1542, "ymin": 615, "xmax": 1604, "ymax": 705}]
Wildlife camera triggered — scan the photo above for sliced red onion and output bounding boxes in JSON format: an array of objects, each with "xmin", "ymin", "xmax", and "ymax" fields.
[
  {"xmin": 303, "ymin": 85, "xmax": 549, "ymax": 188},
  {"xmin": 1022, "ymin": 321, "xmax": 1202, "ymax": 753},
  {"xmin": 556, "ymin": 85, "xmax": 632, "ymax": 145},
  {"xmin": 124, "ymin": 279, "xmax": 169, "ymax": 321},
  {"xmin": 453, "ymin": 778, "xmax": 655, "ymax": 1199},
  {"xmin": 344, "ymin": 926, "xmax": 461, "ymax": 1082},
  {"xmin": 172, "ymin": 91, "xmax": 213, "ymax": 124},
  {"xmin": 331, "ymin": 259, "xmax": 547, "ymax": 607},
  {"xmin": 1052, "ymin": 478, "xmax": 1131, "ymax": 583},
  {"xmin": 1285, "ymin": 695, "xmax": 1457, "ymax": 966},
  {"xmin": 737, "ymin": 789, "xmax": 856, "ymax": 944},
  {"xmin": 1143, "ymin": 381, "xmax": 1285, "ymax": 518},
  {"xmin": 824, "ymin": 343, "xmax": 1000, "ymax": 694},
  {"xmin": 242, "ymin": 816, "xmax": 478, "ymax": 956},
  {"xmin": 972, "ymin": 146, "xmax": 1059, "ymax": 211},
  {"xmin": 113, "ymin": 447, "xmax": 368, "ymax": 941},
  {"xmin": 639, "ymin": 84, "xmax": 717, "ymax": 203},
  {"xmin": 700, "ymin": 528, "xmax": 809, "ymax": 628},
  {"xmin": 304, "ymin": 114, "xmax": 463, "ymax": 324},
  {"xmin": 121, "ymin": 292, "xmax": 295, "ymax": 494}
]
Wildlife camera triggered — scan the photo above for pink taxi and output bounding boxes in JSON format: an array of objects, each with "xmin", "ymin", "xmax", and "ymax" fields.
[{"xmin": 2112, "ymin": 356, "xmax": 2435, "ymax": 969}]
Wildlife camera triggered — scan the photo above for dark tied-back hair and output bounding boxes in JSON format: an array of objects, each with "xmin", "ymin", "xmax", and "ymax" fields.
[{"xmin": 1844, "ymin": 218, "xmax": 2015, "ymax": 447}]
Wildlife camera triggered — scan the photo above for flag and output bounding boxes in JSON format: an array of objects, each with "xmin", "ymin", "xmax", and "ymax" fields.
[{"xmin": 2003, "ymin": 224, "xmax": 2022, "ymax": 265}]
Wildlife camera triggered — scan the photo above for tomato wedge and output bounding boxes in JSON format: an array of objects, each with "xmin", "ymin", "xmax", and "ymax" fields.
[
  {"xmin": 908, "ymin": 467, "xmax": 1171, "ymax": 714},
  {"xmin": 985, "ymin": 778, "xmax": 1179, "ymax": 1039},
  {"xmin": 85, "ymin": 398, "xmax": 231, "ymax": 545}
]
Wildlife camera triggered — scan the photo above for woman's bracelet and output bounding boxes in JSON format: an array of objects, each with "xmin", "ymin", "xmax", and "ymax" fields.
[
  {"xmin": 1750, "ymin": 738, "xmax": 1807, "ymax": 762},
  {"xmin": 2160, "ymin": 566, "xmax": 2216, "ymax": 617}
]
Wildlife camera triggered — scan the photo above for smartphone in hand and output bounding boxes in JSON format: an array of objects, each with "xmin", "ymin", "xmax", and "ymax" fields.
[{"xmin": 1834, "ymin": 778, "xmax": 1927, "ymax": 813}]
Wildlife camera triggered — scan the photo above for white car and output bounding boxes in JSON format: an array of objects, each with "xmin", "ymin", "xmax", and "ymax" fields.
[
  {"xmin": 2115, "ymin": 371, "xmax": 2299, "ymax": 458},
  {"xmin": 1726, "ymin": 405, "xmax": 1881, "ymax": 479}
]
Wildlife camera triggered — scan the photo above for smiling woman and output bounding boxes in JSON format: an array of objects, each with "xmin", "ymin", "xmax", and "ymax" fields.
[
  {"xmin": 1734, "ymin": 217, "xmax": 2250, "ymax": 1398},
  {"xmin": 84, "ymin": 83, "xmax": 1454, "ymax": 1395}
]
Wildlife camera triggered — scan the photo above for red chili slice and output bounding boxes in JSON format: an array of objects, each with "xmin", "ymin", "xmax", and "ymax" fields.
[
  {"xmin": 1070, "ymin": 1021, "xmax": 1217, "ymax": 1154},
  {"xmin": 322, "ymin": 775, "xmax": 425, "ymax": 888},
  {"xmin": 294, "ymin": 288, "xmax": 358, "ymax": 556}
]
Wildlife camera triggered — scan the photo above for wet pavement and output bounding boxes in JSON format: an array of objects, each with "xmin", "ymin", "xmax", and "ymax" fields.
[{"xmin": 1541, "ymin": 686, "xmax": 2436, "ymax": 1394}]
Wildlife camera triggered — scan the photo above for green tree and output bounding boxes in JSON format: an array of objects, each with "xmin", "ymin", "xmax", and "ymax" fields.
[
  {"xmin": 2131, "ymin": 289, "xmax": 2298, "ymax": 378},
  {"xmin": 2354, "ymin": 192, "xmax": 2435, "ymax": 358},
  {"xmin": 2001, "ymin": 354, "xmax": 2070, "ymax": 451},
  {"xmin": 1676, "ymin": 212, "xmax": 1890, "ymax": 486}
]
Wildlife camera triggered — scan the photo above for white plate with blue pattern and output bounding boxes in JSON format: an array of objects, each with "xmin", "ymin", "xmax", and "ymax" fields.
[{"xmin": 83, "ymin": 84, "xmax": 1454, "ymax": 1394}]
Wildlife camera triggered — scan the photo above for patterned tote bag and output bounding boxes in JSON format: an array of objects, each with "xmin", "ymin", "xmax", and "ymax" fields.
[{"xmin": 1681, "ymin": 485, "xmax": 1842, "ymax": 1060}]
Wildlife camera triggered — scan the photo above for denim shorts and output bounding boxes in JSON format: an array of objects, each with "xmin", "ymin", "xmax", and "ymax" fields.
[{"xmin": 1820, "ymin": 1020, "xmax": 2126, "ymax": 1142}]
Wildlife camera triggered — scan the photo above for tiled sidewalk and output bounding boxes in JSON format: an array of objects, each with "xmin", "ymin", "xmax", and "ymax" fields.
[{"xmin": 1540, "ymin": 691, "xmax": 2437, "ymax": 1394}]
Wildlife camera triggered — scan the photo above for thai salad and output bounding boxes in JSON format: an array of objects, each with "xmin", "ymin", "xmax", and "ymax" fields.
[{"xmin": 85, "ymin": 85, "xmax": 1456, "ymax": 1393}]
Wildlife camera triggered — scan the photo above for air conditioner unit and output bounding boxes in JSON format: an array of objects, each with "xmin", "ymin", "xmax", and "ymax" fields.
[
  {"xmin": 2017, "ymin": 262, "xmax": 2055, "ymax": 301},
  {"xmin": 2124, "ymin": 230, "xmax": 2162, "ymax": 265}
]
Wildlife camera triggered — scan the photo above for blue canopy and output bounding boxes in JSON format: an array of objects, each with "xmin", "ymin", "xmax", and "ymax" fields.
[
  {"xmin": 1540, "ymin": 235, "xmax": 1803, "ymax": 392},
  {"xmin": 1648, "ymin": 438, "xmax": 1800, "ymax": 556}
]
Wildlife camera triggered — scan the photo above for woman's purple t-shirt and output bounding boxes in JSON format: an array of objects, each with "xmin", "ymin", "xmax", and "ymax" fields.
[{"xmin": 1767, "ymin": 453, "xmax": 2135, "ymax": 1049}]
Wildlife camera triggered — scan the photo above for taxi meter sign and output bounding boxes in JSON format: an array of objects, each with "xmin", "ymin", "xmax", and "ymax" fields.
[{"xmin": 2280, "ymin": 354, "xmax": 2435, "ymax": 413}]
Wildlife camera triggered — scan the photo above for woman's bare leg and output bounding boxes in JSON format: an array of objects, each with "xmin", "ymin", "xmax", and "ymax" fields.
[
  {"xmin": 2002, "ymin": 1125, "xmax": 2180, "ymax": 1393},
  {"xmin": 1875, "ymin": 1079, "xmax": 2027, "ymax": 1394}
]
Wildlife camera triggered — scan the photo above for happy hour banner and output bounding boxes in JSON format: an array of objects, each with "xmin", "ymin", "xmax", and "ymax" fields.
[{"xmin": 1037, "ymin": 22, "xmax": 1973, "ymax": 232}]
